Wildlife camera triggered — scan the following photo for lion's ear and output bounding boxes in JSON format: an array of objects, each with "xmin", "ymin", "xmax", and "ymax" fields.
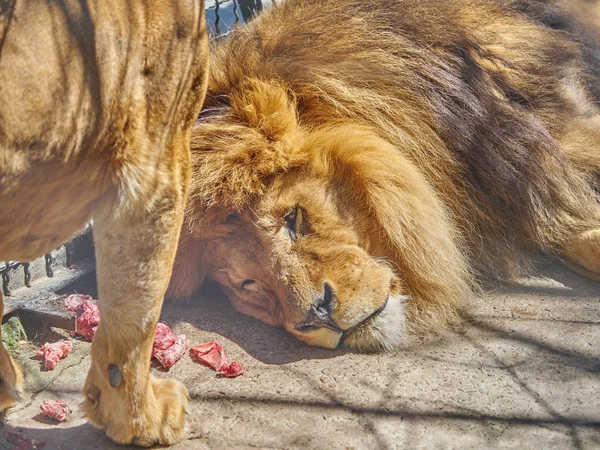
[
  {"xmin": 188, "ymin": 78, "xmax": 300, "ymax": 214},
  {"xmin": 228, "ymin": 78, "xmax": 299, "ymax": 143},
  {"xmin": 305, "ymin": 126, "xmax": 472, "ymax": 328}
]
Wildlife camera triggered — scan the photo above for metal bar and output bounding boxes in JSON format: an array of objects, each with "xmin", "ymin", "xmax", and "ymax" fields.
[
  {"xmin": 22, "ymin": 262, "xmax": 31, "ymax": 287},
  {"xmin": 45, "ymin": 252, "xmax": 55, "ymax": 277},
  {"xmin": 232, "ymin": 0, "xmax": 240, "ymax": 24},
  {"xmin": 2, "ymin": 262, "xmax": 12, "ymax": 296},
  {"xmin": 214, "ymin": 0, "xmax": 222, "ymax": 35},
  {"xmin": 239, "ymin": 0, "xmax": 263, "ymax": 22}
]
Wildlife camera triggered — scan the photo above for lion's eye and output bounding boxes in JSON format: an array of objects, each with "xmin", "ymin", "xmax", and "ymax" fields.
[{"xmin": 284, "ymin": 206, "xmax": 303, "ymax": 240}]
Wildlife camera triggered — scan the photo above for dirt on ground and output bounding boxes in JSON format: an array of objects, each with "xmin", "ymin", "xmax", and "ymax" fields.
[{"xmin": 1, "ymin": 257, "xmax": 599, "ymax": 449}]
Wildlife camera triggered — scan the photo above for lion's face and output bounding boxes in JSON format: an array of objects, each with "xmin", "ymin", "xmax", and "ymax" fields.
[{"xmin": 201, "ymin": 170, "xmax": 407, "ymax": 351}]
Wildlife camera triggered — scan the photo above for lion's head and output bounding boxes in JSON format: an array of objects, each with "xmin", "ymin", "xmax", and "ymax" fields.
[{"xmin": 169, "ymin": 79, "xmax": 470, "ymax": 351}]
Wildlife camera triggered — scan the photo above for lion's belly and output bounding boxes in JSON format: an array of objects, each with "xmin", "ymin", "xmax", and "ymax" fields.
[{"xmin": 0, "ymin": 158, "xmax": 106, "ymax": 262}]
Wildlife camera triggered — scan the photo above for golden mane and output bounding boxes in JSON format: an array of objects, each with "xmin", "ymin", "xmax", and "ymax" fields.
[{"xmin": 171, "ymin": 0, "xmax": 600, "ymax": 349}]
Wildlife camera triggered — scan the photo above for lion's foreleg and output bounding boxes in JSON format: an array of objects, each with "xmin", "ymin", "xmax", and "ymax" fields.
[{"xmin": 82, "ymin": 176, "xmax": 189, "ymax": 446}]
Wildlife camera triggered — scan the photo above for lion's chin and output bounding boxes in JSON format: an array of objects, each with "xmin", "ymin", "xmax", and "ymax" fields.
[
  {"xmin": 341, "ymin": 295, "xmax": 408, "ymax": 352},
  {"xmin": 289, "ymin": 327, "xmax": 343, "ymax": 349}
]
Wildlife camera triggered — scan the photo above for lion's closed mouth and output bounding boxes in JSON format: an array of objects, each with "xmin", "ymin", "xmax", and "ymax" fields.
[
  {"xmin": 296, "ymin": 322, "xmax": 341, "ymax": 333},
  {"xmin": 295, "ymin": 310, "xmax": 343, "ymax": 333},
  {"xmin": 341, "ymin": 295, "xmax": 390, "ymax": 340}
]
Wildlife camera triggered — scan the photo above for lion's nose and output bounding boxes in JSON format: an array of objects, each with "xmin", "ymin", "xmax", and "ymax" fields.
[
  {"xmin": 314, "ymin": 281, "xmax": 336, "ymax": 317},
  {"xmin": 295, "ymin": 282, "xmax": 341, "ymax": 332}
]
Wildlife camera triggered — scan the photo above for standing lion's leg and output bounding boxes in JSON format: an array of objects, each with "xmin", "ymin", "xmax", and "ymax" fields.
[
  {"xmin": 82, "ymin": 166, "xmax": 189, "ymax": 446},
  {"xmin": 561, "ymin": 229, "xmax": 600, "ymax": 281},
  {"xmin": 0, "ymin": 291, "xmax": 24, "ymax": 419}
]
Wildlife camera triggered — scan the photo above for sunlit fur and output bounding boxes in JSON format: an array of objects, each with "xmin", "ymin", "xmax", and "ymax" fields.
[{"xmin": 170, "ymin": 0, "xmax": 600, "ymax": 351}]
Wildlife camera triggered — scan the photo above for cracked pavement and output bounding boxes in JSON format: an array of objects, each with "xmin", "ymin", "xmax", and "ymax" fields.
[{"xmin": 1, "ymin": 257, "xmax": 599, "ymax": 449}]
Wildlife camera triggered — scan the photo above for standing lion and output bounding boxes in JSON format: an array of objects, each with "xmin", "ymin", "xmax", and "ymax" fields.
[
  {"xmin": 169, "ymin": 0, "xmax": 600, "ymax": 351},
  {"xmin": 1, "ymin": 0, "xmax": 209, "ymax": 445}
]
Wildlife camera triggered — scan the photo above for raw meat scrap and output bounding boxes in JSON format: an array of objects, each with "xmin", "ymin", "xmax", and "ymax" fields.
[
  {"xmin": 219, "ymin": 361, "xmax": 245, "ymax": 378},
  {"xmin": 190, "ymin": 340, "xmax": 245, "ymax": 378},
  {"xmin": 151, "ymin": 323, "xmax": 189, "ymax": 369},
  {"xmin": 35, "ymin": 341, "xmax": 73, "ymax": 370},
  {"xmin": 153, "ymin": 335, "xmax": 190, "ymax": 369},
  {"xmin": 40, "ymin": 400, "xmax": 72, "ymax": 422},
  {"xmin": 64, "ymin": 294, "xmax": 100, "ymax": 341},
  {"xmin": 189, "ymin": 340, "xmax": 226, "ymax": 370},
  {"xmin": 63, "ymin": 293, "xmax": 92, "ymax": 311},
  {"xmin": 153, "ymin": 322, "xmax": 178, "ymax": 352},
  {"xmin": 74, "ymin": 299, "xmax": 99, "ymax": 341}
]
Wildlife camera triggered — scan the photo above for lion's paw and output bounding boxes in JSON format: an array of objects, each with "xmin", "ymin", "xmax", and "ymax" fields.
[
  {"xmin": 132, "ymin": 378, "xmax": 189, "ymax": 447},
  {"xmin": 83, "ymin": 373, "xmax": 188, "ymax": 447}
]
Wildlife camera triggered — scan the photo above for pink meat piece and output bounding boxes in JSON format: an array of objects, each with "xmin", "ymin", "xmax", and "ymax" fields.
[
  {"xmin": 153, "ymin": 322, "xmax": 178, "ymax": 352},
  {"xmin": 220, "ymin": 361, "xmax": 245, "ymax": 378},
  {"xmin": 64, "ymin": 294, "xmax": 100, "ymax": 341},
  {"xmin": 64, "ymin": 294, "xmax": 92, "ymax": 311},
  {"xmin": 35, "ymin": 341, "xmax": 73, "ymax": 370},
  {"xmin": 40, "ymin": 400, "xmax": 72, "ymax": 422},
  {"xmin": 75, "ymin": 299, "xmax": 100, "ymax": 340},
  {"xmin": 189, "ymin": 340, "xmax": 227, "ymax": 371},
  {"xmin": 190, "ymin": 340, "xmax": 244, "ymax": 378},
  {"xmin": 153, "ymin": 335, "xmax": 190, "ymax": 369}
]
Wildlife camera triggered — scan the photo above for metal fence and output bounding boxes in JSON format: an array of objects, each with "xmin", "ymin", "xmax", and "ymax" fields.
[
  {"xmin": 207, "ymin": 0, "xmax": 275, "ymax": 36},
  {"xmin": 1, "ymin": 226, "xmax": 94, "ymax": 298}
]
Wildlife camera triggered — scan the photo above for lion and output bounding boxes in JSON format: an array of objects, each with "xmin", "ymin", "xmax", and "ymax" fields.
[
  {"xmin": 0, "ymin": 0, "xmax": 209, "ymax": 446},
  {"xmin": 168, "ymin": 0, "xmax": 600, "ymax": 352}
]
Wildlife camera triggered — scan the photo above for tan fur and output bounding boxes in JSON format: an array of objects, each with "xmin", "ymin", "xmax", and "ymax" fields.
[
  {"xmin": 0, "ymin": 0, "xmax": 209, "ymax": 445},
  {"xmin": 170, "ymin": 0, "xmax": 600, "ymax": 351}
]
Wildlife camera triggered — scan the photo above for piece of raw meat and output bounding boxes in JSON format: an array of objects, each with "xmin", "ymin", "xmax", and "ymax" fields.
[
  {"xmin": 64, "ymin": 294, "xmax": 100, "ymax": 341},
  {"xmin": 189, "ymin": 340, "xmax": 226, "ymax": 371},
  {"xmin": 40, "ymin": 400, "xmax": 72, "ymax": 422},
  {"xmin": 63, "ymin": 294, "xmax": 92, "ymax": 311},
  {"xmin": 150, "ymin": 323, "xmax": 189, "ymax": 369},
  {"xmin": 74, "ymin": 299, "xmax": 99, "ymax": 340},
  {"xmin": 190, "ymin": 340, "xmax": 244, "ymax": 378},
  {"xmin": 153, "ymin": 322, "xmax": 178, "ymax": 352},
  {"xmin": 219, "ymin": 361, "xmax": 245, "ymax": 378},
  {"xmin": 35, "ymin": 341, "xmax": 73, "ymax": 370},
  {"xmin": 153, "ymin": 335, "xmax": 190, "ymax": 369}
]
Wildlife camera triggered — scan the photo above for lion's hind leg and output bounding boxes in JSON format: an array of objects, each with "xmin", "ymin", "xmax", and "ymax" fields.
[
  {"xmin": 0, "ymin": 291, "xmax": 24, "ymax": 420},
  {"xmin": 557, "ymin": 122, "xmax": 600, "ymax": 281},
  {"xmin": 561, "ymin": 229, "xmax": 600, "ymax": 282}
]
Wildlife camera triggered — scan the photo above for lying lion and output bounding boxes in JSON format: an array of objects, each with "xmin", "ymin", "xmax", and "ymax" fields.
[
  {"xmin": 0, "ymin": 0, "xmax": 209, "ymax": 445},
  {"xmin": 169, "ymin": 0, "xmax": 600, "ymax": 351}
]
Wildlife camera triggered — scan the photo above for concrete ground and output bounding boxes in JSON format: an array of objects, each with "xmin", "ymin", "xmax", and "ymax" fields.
[{"xmin": 1, "ymin": 257, "xmax": 599, "ymax": 449}]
